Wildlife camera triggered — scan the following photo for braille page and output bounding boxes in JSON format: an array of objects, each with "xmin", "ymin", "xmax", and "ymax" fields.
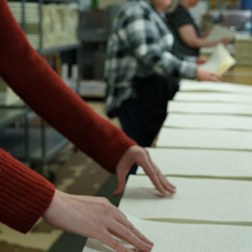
[
  {"xmin": 179, "ymin": 79, "xmax": 252, "ymax": 95},
  {"xmin": 136, "ymin": 148, "xmax": 252, "ymax": 179},
  {"xmin": 156, "ymin": 128, "xmax": 252, "ymax": 151},
  {"xmin": 163, "ymin": 114, "xmax": 252, "ymax": 131},
  {"xmin": 174, "ymin": 92, "xmax": 252, "ymax": 104},
  {"xmin": 167, "ymin": 101, "xmax": 252, "ymax": 116},
  {"xmin": 199, "ymin": 44, "xmax": 236, "ymax": 75},
  {"xmin": 83, "ymin": 215, "xmax": 252, "ymax": 252},
  {"xmin": 119, "ymin": 176, "xmax": 252, "ymax": 224}
]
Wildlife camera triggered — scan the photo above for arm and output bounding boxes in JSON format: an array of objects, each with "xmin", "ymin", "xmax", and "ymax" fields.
[
  {"xmin": 0, "ymin": 1, "xmax": 175, "ymax": 195},
  {"xmin": 178, "ymin": 25, "xmax": 216, "ymax": 48},
  {"xmin": 0, "ymin": 0, "xmax": 134, "ymax": 173},
  {"xmin": 0, "ymin": 149, "xmax": 154, "ymax": 252},
  {"xmin": 121, "ymin": 10, "xmax": 198, "ymax": 80},
  {"xmin": 178, "ymin": 25, "xmax": 229, "ymax": 48}
]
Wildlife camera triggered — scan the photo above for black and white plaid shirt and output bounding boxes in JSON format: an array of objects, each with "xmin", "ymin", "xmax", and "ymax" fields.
[{"xmin": 105, "ymin": 0, "xmax": 197, "ymax": 117}]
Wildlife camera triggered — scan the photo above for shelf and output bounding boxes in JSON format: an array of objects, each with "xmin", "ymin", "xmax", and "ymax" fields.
[
  {"xmin": 0, "ymin": 108, "xmax": 28, "ymax": 130},
  {"xmin": 0, "ymin": 127, "xmax": 69, "ymax": 164},
  {"xmin": 39, "ymin": 41, "xmax": 80, "ymax": 55}
]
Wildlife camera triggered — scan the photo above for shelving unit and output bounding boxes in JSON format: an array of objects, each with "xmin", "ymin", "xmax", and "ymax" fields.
[{"xmin": 4, "ymin": 0, "xmax": 81, "ymax": 180}]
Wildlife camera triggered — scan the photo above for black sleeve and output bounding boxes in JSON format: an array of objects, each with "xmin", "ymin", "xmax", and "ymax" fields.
[{"xmin": 167, "ymin": 5, "xmax": 193, "ymax": 29}]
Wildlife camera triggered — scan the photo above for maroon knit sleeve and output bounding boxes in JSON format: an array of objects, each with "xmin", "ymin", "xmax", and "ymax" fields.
[
  {"xmin": 0, "ymin": 0, "xmax": 137, "ymax": 173},
  {"xmin": 0, "ymin": 149, "xmax": 55, "ymax": 233}
]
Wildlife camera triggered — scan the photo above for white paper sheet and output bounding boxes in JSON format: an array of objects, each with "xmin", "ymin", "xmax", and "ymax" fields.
[
  {"xmin": 167, "ymin": 101, "xmax": 252, "ymax": 116},
  {"xmin": 119, "ymin": 176, "xmax": 252, "ymax": 224},
  {"xmin": 137, "ymin": 148, "xmax": 252, "ymax": 179},
  {"xmin": 163, "ymin": 113, "xmax": 252, "ymax": 131},
  {"xmin": 83, "ymin": 215, "xmax": 252, "ymax": 252},
  {"xmin": 179, "ymin": 79, "xmax": 252, "ymax": 95},
  {"xmin": 174, "ymin": 92, "xmax": 252, "ymax": 104},
  {"xmin": 156, "ymin": 128, "xmax": 252, "ymax": 151},
  {"xmin": 199, "ymin": 44, "xmax": 236, "ymax": 75}
]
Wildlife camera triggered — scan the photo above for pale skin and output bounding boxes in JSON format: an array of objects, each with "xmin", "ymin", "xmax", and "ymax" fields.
[
  {"xmin": 178, "ymin": 0, "xmax": 229, "ymax": 48},
  {"xmin": 43, "ymin": 145, "xmax": 176, "ymax": 252},
  {"xmin": 43, "ymin": 1, "xmax": 218, "ymax": 250}
]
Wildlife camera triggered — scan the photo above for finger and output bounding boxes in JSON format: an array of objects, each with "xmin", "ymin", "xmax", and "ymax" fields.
[
  {"xmin": 151, "ymin": 162, "xmax": 176, "ymax": 194},
  {"xmin": 141, "ymin": 157, "xmax": 167, "ymax": 195},
  {"xmin": 108, "ymin": 222, "xmax": 153, "ymax": 252},
  {"xmin": 98, "ymin": 231, "xmax": 135, "ymax": 252},
  {"xmin": 116, "ymin": 213, "xmax": 153, "ymax": 246},
  {"xmin": 114, "ymin": 168, "xmax": 128, "ymax": 197}
]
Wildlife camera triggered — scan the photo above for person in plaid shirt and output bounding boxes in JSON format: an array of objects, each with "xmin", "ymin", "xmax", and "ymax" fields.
[{"xmin": 105, "ymin": 0, "xmax": 219, "ymax": 165}]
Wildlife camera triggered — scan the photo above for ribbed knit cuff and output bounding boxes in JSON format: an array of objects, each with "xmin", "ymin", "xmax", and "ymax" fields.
[
  {"xmin": 0, "ymin": 149, "xmax": 55, "ymax": 233},
  {"xmin": 78, "ymin": 120, "xmax": 137, "ymax": 174}
]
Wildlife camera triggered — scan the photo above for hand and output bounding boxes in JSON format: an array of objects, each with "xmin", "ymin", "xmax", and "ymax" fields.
[
  {"xmin": 43, "ymin": 190, "xmax": 154, "ymax": 252},
  {"xmin": 197, "ymin": 56, "xmax": 209, "ymax": 65},
  {"xmin": 114, "ymin": 145, "xmax": 176, "ymax": 197},
  {"xmin": 196, "ymin": 69, "xmax": 221, "ymax": 82}
]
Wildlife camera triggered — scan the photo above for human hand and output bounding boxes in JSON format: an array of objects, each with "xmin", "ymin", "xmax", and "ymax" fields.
[
  {"xmin": 196, "ymin": 69, "xmax": 221, "ymax": 82},
  {"xmin": 197, "ymin": 56, "xmax": 209, "ymax": 65},
  {"xmin": 114, "ymin": 145, "xmax": 176, "ymax": 197},
  {"xmin": 43, "ymin": 190, "xmax": 154, "ymax": 252}
]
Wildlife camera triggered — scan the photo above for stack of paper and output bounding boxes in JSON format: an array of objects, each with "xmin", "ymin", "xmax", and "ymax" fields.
[
  {"xmin": 235, "ymin": 36, "xmax": 252, "ymax": 66},
  {"xmin": 199, "ymin": 43, "xmax": 236, "ymax": 75},
  {"xmin": 119, "ymin": 176, "xmax": 252, "ymax": 225},
  {"xmin": 8, "ymin": 2, "xmax": 78, "ymax": 50},
  {"xmin": 137, "ymin": 148, "xmax": 252, "ymax": 179},
  {"xmin": 163, "ymin": 113, "xmax": 252, "ymax": 131},
  {"xmin": 174, "ymin": 92, "xmax": 252, "ymax": 104},
  {"xmin": 179, "ymin": 79, "xmax": 252, "ymax": 95},
  {"xmin": 168, "ymin": 101, "xmax": 252, "ymax": 116},
  {"xmin": 83, "ymin": 215, "xmax": 252, "ymax": 252},
  {"xmin": 156, "ymin": 128, "xmax": 252, "ymax": 151}
]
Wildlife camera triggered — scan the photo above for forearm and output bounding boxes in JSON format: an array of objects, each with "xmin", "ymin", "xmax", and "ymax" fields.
[
  {"xmin": 0, "ymin": 149, "xmax": 55, "ymax": 233},
  {"xmin": 0, "ymin": 1, "xmax": 136, "ymax": 173},
  {"xmin": 188, "ymin": 38, "xmax": 216, "ymax": 48}
]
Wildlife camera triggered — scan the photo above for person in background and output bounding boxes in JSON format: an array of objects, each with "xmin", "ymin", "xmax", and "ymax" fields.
[
  {"xmin": 166, "ymin": 0, "xmax": 229, "ymax": 61},
  {"xmin": 105, "ymin": 0, "xmax": 220, "ymax": 164},
  {"xmin": 0, "ymin": 1, "xmax": 176, "ymax": 251}
]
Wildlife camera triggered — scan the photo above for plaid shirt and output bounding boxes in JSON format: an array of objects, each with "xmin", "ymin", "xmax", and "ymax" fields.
[{"xmin": 105, "ymin": 0, "xmax": 197, "ymax": 117}]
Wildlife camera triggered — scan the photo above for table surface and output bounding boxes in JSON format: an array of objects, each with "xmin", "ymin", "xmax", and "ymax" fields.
[{"xmin": 47, "ymin": 66, "xmax": 252, "ymax": 252}]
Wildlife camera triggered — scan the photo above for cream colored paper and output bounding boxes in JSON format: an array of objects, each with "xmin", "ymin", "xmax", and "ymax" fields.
[
  {"xmin": 83, "ymin": 215, "xmax": 252, "ymax": 252},
  {"xmin": 167, "ymin": 101, "xmax": 252, "ymax": 116},
  {"xmin": 174, "ymin": 92, "xmax": 252, "ymax": 104},
  {"xmin": 163, "ymin": 113, "xmax": 252, "ymax": 131},
  {"xmin": 156, "ymin": 128, "xmax": 252, "ymax": 151},
  {"xmin": 119, "ymin": 176, "xmax": 252, "ymax": 224},
  {"xmin": 199, "ymin": 43, "xmax": 236, "ymax": 75},
  {"xmin": 179, "ymin": 79, "xmax": 252, "ymax": 95},
  {"xmin": 206, "ymin": 24, "xmax": 235, "ymax": 42},
  {"xmin": 137, "ymin": 148, "xmax": 252, "ymax": 179}
]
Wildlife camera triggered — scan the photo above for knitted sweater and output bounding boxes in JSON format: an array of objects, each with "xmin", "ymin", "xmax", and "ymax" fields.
[{"xmin": 0, "ymin": 0, "xmax": 136, "ymax": 233}]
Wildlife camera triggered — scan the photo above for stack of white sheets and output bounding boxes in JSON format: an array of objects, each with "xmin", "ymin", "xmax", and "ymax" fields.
[{"xmin": 83, "ymin": 80, "xmax": 252, "ymax": 252}]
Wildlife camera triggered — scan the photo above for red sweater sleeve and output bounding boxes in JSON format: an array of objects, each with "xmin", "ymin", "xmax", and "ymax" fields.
[
  {"xmin": 0, "ymin": 0, "xmax": 137, "ymax": 174},
  {"xmin": 0, "ymin": 149, "xmax": 55, "ymax": 233}
]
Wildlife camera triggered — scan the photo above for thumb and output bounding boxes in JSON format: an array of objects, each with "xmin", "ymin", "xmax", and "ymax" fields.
[{"xmin": 114, "ymin": 172, "xmax": 127, "ymax": 197}]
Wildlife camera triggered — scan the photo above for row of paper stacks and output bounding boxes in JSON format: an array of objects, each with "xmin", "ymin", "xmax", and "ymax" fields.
[
  {"xmin": 84, "ymin": 79, "xmax": 252, "ymax": 252},
  {"xmin": 8, "ymin": 2, "xmax": 78, "ymax": 50}
]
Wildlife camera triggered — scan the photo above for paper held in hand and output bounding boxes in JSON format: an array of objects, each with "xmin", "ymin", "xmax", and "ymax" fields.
[{"xmin": 199, "ymin": 43, "xmax": 236, "ymax": 75}]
